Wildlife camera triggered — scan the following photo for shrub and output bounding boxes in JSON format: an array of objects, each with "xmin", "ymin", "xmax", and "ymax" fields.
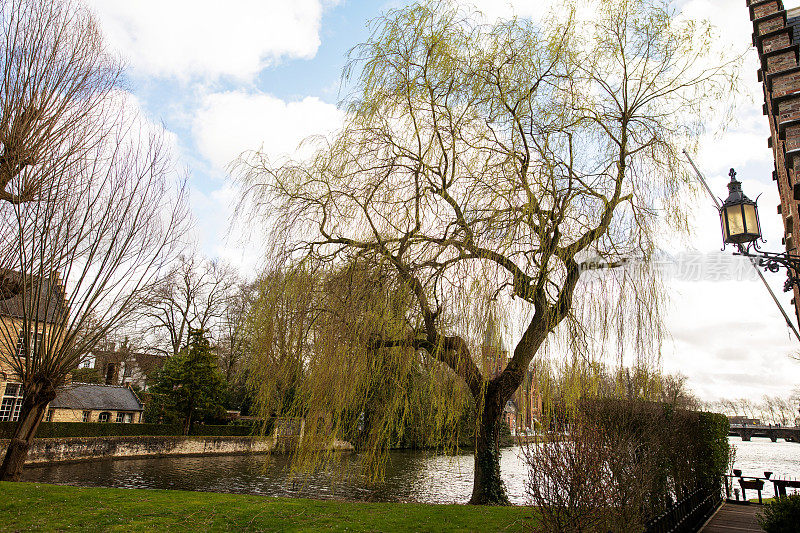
[
  {"xmin": 759, "ymin": 495, "xmax": 800, "ymax": 533},
  {"xmin": 188, "ymin": 424, "xmax": 257, "ymax": 437},
  {"xmin": 0, "ymin": 422, "xmax": 261, "ymax": 439},
  {"xmin": 524, "ymin": 400, "xmax": 730, "ymax": 532}
]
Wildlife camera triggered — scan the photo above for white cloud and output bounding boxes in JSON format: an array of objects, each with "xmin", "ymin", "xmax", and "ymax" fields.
[
  {"xmin": 87, "ymin": 0, "xmax": 338, "ymax": 80},
  {"xmin": 663, "ymin": 278, "xmax": 799, "ymax": 401},
  {"xmin": 192, "ymin": 91, "xmax": 344, "ymax": 171},
  {"xmin": 188, "ymin": 91, "xmax": 344, "ymax": 276}
]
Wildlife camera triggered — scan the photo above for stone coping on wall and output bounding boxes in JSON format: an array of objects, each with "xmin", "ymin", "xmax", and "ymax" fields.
[{"xmin": 0, "ymin": 435, "xmax": 354, "ymax": 465}]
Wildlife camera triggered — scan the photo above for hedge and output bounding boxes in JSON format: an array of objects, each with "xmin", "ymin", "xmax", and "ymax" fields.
[
  {"xmin": 578, "ymin": 399, "xmax": 730, "ymax": 515},
  {"xmin": 0, "ymin": 422, "xmax": 262, "ymax": 439}
]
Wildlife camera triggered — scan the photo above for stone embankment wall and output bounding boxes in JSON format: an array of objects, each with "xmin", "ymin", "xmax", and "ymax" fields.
[{"xmin": 0, "ymin": 435, "xmax": 353, "ymax": 465}]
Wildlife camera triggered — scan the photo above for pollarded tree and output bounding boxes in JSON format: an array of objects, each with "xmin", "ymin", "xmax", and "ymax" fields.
[
  {"xmin": 236, "ymin": 0, "xmax": 737, "ymax": 504},
  {"xmin": 0, "ymin": 101, "xmax": 188, "ymax": 480},
  {"xmin": 0, "ymin": 0, "xmax": 123, "ymax": 302},
  {"xmin": 0, "ymin": 0, "xmax": 120, "ymax": 207}
]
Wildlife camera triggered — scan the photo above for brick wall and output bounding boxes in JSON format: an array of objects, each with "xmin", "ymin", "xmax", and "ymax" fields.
[
  {"xmin": 748, "ymin": 0, "xmax": 800, "ymax": 322},
  {"xmin": 0, "ymin": 434, "xmax": 355, "ymax": 465}
]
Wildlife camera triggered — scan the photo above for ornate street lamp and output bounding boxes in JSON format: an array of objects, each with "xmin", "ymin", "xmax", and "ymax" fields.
[
  {"xmin": 720, "ymin": 169, "xmax": 761, "ymax": 245},
  {"xmin": 721, "ymin": 168, "xmax": 800, "ymax": 292}
]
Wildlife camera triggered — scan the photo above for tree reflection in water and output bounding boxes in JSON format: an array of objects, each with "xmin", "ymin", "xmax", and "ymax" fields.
[{"xmin": 21, "ymin": 448, "xmax": 530, "ymax": 504}]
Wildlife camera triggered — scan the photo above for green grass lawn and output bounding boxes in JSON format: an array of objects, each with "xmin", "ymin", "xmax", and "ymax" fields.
[{"xmin": 0, "ymin": 482, "xmax": 537, "ymax": 532}]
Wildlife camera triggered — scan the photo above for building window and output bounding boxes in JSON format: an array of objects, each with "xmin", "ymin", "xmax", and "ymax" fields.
[
  {"xmin": 104, "ymin": 363, "xmax": 116, "ymax": 385},
  {"xmin": 124, "ymin": 413, "xmax": 132, "ymax": 423},
  {"xmin": 0, "ymin": 383, "xmax": 24, "ymax": 422},
  {"xmin": 46, "ymin": 409, "xmax": 54, "ymax": 422},
  {"xmin": 82, "ymin": 410, "xmax": 90, "ymax": 422},
  {"xmin": 15, "ymin": 331, "xmax": 43, "ymax": 359},
  {"xmin": 98, "ymin": 412, "xmax": 110, "ymax": 423},
  {"xmin": 115, "ymin": 412, "xmax": 123, "ymax": 423}
]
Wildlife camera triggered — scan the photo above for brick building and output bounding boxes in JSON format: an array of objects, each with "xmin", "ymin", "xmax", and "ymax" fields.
[
  {"xmin": 0, "ymin": 271, "xmax": 68, "ymax": 422},
  {"xmin": 45, "ymin": 383, "xmax": 144, "ymax": 423},
  {"xmin": 747, "ymin": 0, "xmax": 800, "ymax": 323},
  {"xmin": 0, "ymin": 270, "xmax": 146, "ymax": 424},
  {"xmin": 89, "ymin": 342, "xmax": 166, "ymax": 391}
]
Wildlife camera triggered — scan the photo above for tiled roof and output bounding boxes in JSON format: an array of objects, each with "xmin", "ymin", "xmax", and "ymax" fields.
[
  {"xmin": 0, "ymin": 270, "xmax": 68, "ymax": 324},
  {"xmin": 50, "ymin": 383, "xmax": 143, "ymax": 412}
]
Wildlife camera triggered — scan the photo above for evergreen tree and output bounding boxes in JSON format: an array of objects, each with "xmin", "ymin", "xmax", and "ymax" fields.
[{"xmin": 149, "ymin": 329, "xmax": 227, "ymax": 434}]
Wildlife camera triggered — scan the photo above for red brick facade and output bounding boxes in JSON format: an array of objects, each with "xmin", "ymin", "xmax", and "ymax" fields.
[{"xmin": 748, "ymin": 0, "xmax": 800, "ymax": 323}]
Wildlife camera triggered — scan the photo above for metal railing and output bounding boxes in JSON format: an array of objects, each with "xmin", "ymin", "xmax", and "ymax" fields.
[{"xmin": 644, "ymin": 485, "xmax": 722, "ymax": 533}]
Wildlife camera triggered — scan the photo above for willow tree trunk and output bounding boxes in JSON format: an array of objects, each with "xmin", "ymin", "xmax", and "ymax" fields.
[
  {"xmin": 469, "ymin": 388, "xmax": 510, "ymax": 505},
  {"xmin": 0, "ymin": 380, "xmax": 57, "ymax": 481}
]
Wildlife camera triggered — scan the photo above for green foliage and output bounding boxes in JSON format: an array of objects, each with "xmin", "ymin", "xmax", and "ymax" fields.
[
  {"xmin": 498, "ymin": 419, "xmax": 513, "ymax": 448},
  {"xmin": 235, "ymin": 0, "xmax": 739, "ymax": 504},
  {"xmin": 187, "ymin": 423, "xmax": 261, "ymax": 437},
  {"xmin": 388, "ymin": 365, "xmax": 477, "ymax": 450},
  {"xmin": 0, "ymin": 422, "xmax": 256, "ymax": 439},
  {"xmin": 148, "ymin": 329, "xmax": 227, "ymax": 431},
  {"xmin": 0, "ymin": 482, "xmax": 538, "ymax": 532},
  {"xmin": 694, "ymin": 411, "xmax": 730, "ymax": 490},
  {"xmin": 0, "ymin": 422, "xmax": 174, "ymax": 438},
  {"xmin": 759, "ymin": 495, "xmax": 800, "ymax": 533},
  {"xmin": 70, "ymin": 367, "xmax": 102, "ymax": 384}
]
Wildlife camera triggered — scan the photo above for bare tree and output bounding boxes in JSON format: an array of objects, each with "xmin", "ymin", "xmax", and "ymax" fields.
[
  {"xmin": 524, "ymin": 408, "xmax": 657, "ymax": 533},
  {"xmin": 0, "ymin": 98, "xmax": 189, "ymax": 481},
  {"xmin": 0, "ymin": 0, "xmax": 120, "ymax": 207},
  {"xmin": 714, "ymin": 395, "xmax": 799, "ymax": 425},
  {"xmin": 136, "ymin": 254, "xmax": 237, "ymax": 357},
  {"xmin": 658, "ymin": 373, "xmax": 700, "ymax": 410},
  {"xmin": 236, "ymin": 0, "xmax": 737, "ymax": 503},
  {"xmin": 217, "ymin": 281, "xmax": 253, "ymax": 383}
]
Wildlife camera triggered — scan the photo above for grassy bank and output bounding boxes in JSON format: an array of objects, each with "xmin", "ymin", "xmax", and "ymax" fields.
[{"xmin": 0, "ymin": 482, "xmax": 537, "ymax": 532}]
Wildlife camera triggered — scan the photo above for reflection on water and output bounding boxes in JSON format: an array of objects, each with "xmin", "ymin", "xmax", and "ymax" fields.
[
  {"xmin": 21, "ymin": 447, "xmax": 530, "ymax": 504},
  {"xmin": 730, "ymin": 436, "xmax": 800, "ymax": 499},
  {"xmin": 21, "ymin": 437, "xmax": 799, "ymax": 504}
]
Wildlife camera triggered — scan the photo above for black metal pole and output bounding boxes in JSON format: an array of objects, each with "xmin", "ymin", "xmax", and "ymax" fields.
[{"xmin": 683, "ymin": 150, "xmax": 800, "ymax": 342}]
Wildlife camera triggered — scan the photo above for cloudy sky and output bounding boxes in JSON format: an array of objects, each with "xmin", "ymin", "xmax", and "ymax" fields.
[{"xmin": 83, "ymin": 0, "xmax": 800, "ymax": 402}]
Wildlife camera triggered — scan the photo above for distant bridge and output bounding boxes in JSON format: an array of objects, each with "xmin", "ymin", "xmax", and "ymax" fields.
[{"xmin": 729, "ymin": 424, "xmax": 800, "ymax": 442}]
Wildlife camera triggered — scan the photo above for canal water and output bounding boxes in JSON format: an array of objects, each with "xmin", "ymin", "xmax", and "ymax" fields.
[
  {"xmin": 729, "ymin": 436, "xmax": 800, "ymax": 500},
  {"xmin": 19, "ymin": 437, "xmax": 799, "ymax": 504},
  {"xmin": 20, "ymin": 447, "xmax": 530, "ymax": 504}
]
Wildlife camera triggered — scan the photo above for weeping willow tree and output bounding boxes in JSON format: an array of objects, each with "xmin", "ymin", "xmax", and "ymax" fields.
[{"xmin": 236, "ymin": 0, "xmax": 738, "ymax": 504}]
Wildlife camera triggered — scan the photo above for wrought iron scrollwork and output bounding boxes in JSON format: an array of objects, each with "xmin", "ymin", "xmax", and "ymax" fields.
[{"xmin": 735, "ymin": 243, "xmax": 800, "ymax": 292}]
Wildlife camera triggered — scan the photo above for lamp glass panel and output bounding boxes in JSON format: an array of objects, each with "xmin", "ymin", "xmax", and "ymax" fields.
[
  {"xmin": 743, "ymin": 203, "xmax": 760, "ymax": 237},
  {"xmin": 725, "ymin": 205, "xmax": 745, "ymax": 240}
]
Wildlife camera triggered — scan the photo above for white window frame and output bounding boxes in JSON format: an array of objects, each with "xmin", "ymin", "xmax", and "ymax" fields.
[
  {"xmin": 15, "ymin": 331, "xmax": 43, "ymax": 359},
  {"xmin": 0, "ymin": 383, "xmax": 24, "ymax": 422}
]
